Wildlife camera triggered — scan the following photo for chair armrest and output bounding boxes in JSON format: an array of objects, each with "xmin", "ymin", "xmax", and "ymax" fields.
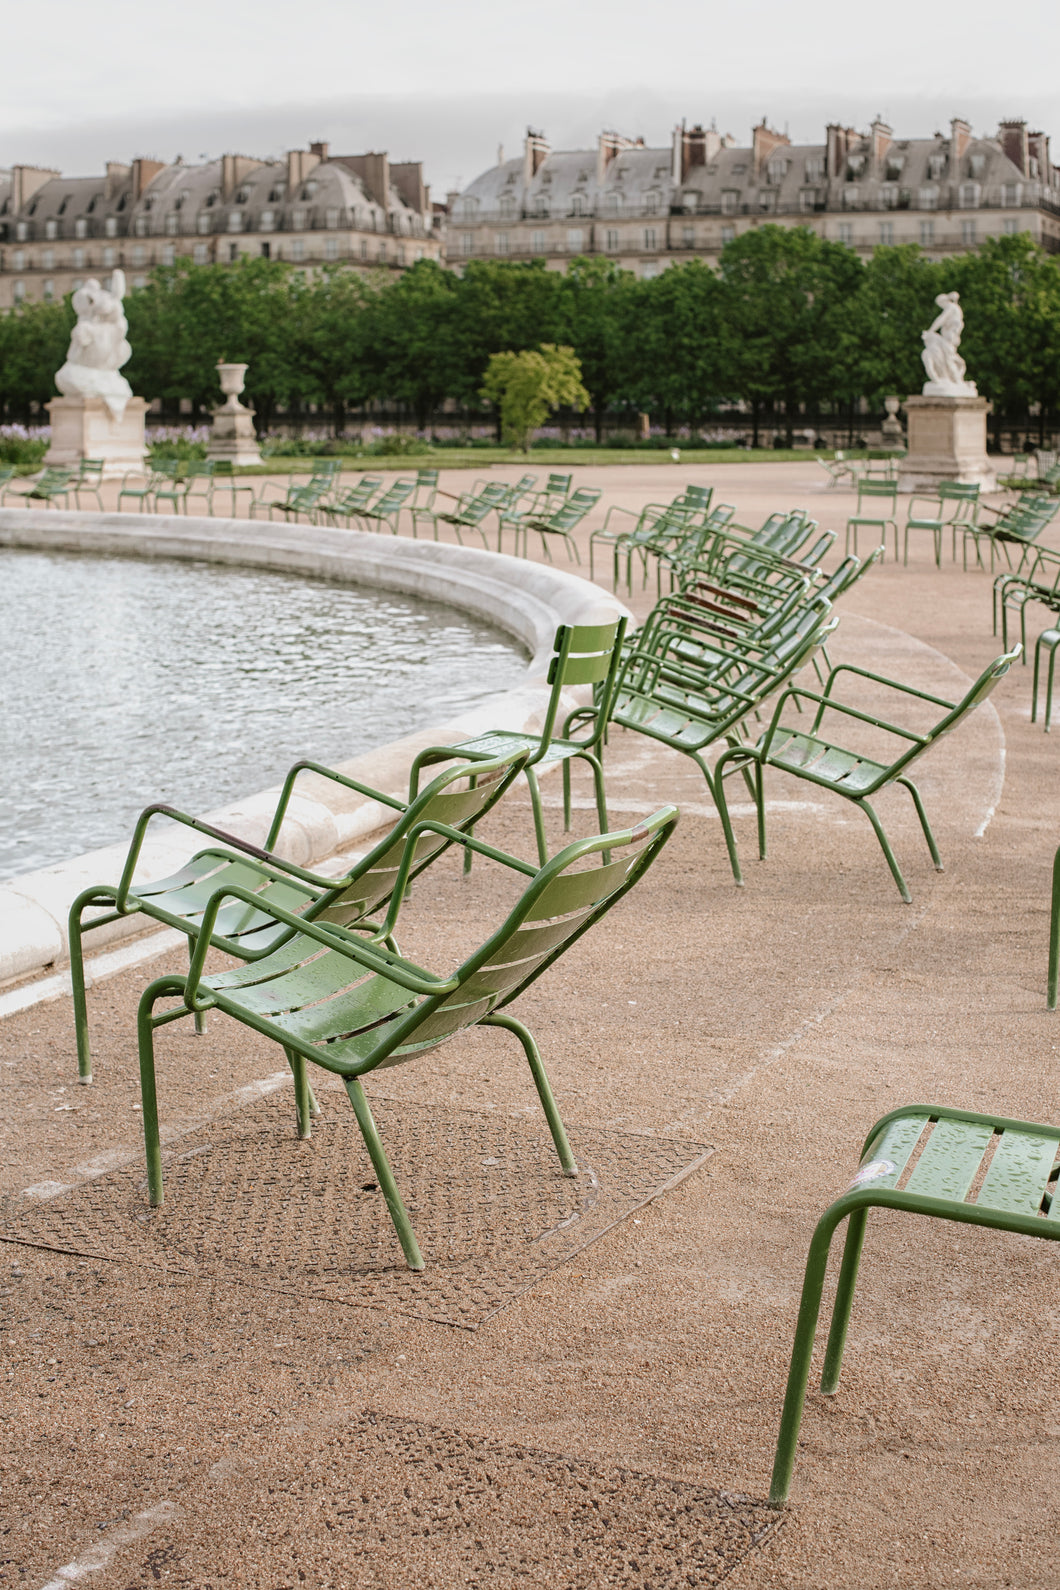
[
  {"xmin": 264, "ymin": 758, "xmax": 406, "ymax": 849},
  {"xmin": 816, "ymin": 662, "xmax": 956, "ymax": 712},
  {"xmin": 758, "ymin": 686, "xmax": 928, "ymax": 759}
]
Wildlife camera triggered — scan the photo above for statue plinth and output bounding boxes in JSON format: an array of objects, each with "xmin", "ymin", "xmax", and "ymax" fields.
[
  {"xmin": 898, "ymin": 394, "xmax": 996, "ymax": 494},
  {"xmin": 44, "ymin": 395, "xmax": 148, "ymax": 478},
  {"xmin": 206, "ymin": 403, "xmax": 263, "ymax": 467}
]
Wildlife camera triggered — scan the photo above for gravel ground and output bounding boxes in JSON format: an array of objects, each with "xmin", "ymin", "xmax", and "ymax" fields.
[{"xmin": 2, "ymin": 462, "xmax": 1059, "ymax": 1588}]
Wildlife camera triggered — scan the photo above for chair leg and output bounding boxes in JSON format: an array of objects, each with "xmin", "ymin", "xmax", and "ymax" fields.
[
  {"xmin": 482, "ymin": 1012, "xmax": 577, "ymax": 1176},
  {"xmin": 343, "ymin": 1075, "xmax": 424, "ymax": 1271},
  {"xmin": 1048, "ymin": 847, "xmax": 1060, "ymax": 1011},
  {"xmin": 137, "ymin": 976, "xmax": 188, "ymax": 1208},
  {"xmin": 69, "ymin": 888, "xmax": 122, "ymax": 1084},
  {"xmin": 706, "ymin": 748, "xmax": 747, "ymax": 886},
  {"xmin": 286, "ymin": 1047, "xmax": 312, "ymax": 1139},
  {"xmin": 819, "ymin": 1206, "xmax": 868, "ymax": 1393},
  {"xmin": 524, "ymin": 765, "xmax": 549, "ymax": 866},
  {"xmin": 769, "ymin": 1210, "xmax": 847, "ymax": 1506},
  {"xmin": 858, "ymin": 798, "xmax": 912, "ymax": 903},
  {"xmin": 896, "ymin": 777, "xmax": 943, "ymax": 870}
]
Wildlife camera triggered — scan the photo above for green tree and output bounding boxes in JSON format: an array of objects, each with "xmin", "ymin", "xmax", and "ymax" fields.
[
  {"xmin": 620, "ymin": 260, "xmax": 727, "ymax": 431},
  {"xmin": 0, "ymin": 297, "xmax": 75, "ymax": 419},
  {"xmin": 943, "ymin": 235, "xmax": 1060, "ymax": 443},
  {"xmin": 364, "ymin": 260, "xmax": 465, "ymax": 430},
  {"xmin": 557, "ymin": 257, "xmax": 637, "ymax": 438},
  {"xmin": 716, "ymin": 225, "xmax": 865, "ymax": 444},
  {"xmin": 480, "ymin": 344, "xmax": 590, "ymax": 451}
]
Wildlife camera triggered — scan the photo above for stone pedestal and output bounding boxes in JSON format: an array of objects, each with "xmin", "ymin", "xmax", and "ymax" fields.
[
  {"xmin": 44, "ymin": 395, "xmax": 147, "ymax": 478},
  {"xmin": 206, "ymin": 403, "xmax": 263, "ymax": 466},
  {"xmin": 898, "ymin": 395, "xmax": 995, "ymax": 493}
]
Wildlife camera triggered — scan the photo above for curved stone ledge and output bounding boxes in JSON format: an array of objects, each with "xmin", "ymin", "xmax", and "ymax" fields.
[{"xmin": 0, "ymin": 509, "xmax": 631, "ymax": 986}]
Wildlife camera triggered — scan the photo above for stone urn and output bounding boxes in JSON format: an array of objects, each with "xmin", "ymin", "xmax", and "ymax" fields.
[
  {"xmin": 217, "ymin": 362, "xmax": 250, "ymax": 411},
  {"xmin": 881, "ymin": 394, "xmax": 904, "ymax": 448},
  {"xmin": 207, "ymin": 361, "xmax": 262, "ymax": 466}
]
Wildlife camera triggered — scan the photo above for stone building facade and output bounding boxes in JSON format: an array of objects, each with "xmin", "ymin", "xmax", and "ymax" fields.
[
  {"xmin": 0, "ymin": 143, "xmax": 441, "ymax": 309},
  {"xmin": 448, "ymin": 118, "xmax": 1060, "ymax": 276}
]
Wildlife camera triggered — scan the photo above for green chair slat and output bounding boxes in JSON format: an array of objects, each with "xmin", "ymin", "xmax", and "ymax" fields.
[
  {"xmin": 525, "ymin": 855, "xmax": 638, "ymax": 920},
  {"xmin": 552, "ymin": 652, "xmax": 617, "ymax": 687},
  {"xmin": 568, "ymin": 620, "xmax": 624, "ymax": 650},
  {"xmin": 134, "ymin": 857, "xmax": 276, "ymax": 914},
  {"xmin": 863, "ymin": 1111, "xmax": 932, "ymax": 1183},
  {"xmin": 903, "ymin": 1118, "xmax": 995, "ymax": 1200},
  {"xmin": 975, "ymin": 1127, "xmax": 1060, "ymax": 1216},
  {"xmin": 267, "ymin": 969, "xmax": 415, "ymax": 1039}
]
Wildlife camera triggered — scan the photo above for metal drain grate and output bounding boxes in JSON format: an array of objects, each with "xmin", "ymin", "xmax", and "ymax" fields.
[{"xmin": 6, "ymin": 1095, "xmax": 712, "ymax": 1328}]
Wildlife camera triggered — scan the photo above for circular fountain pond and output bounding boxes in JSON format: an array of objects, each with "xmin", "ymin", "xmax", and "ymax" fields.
[{"xmin": 0, "ymin": 548, "xmax": 528, "ymax": 881}]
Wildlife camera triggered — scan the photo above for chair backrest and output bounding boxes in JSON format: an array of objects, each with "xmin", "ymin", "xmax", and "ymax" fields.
[
  {"xmin": 814, "ymin": 546, "xmax": 882, "ymax": 605},
  {"xmin": 311, "ymin": 749, "xmax": 531, "ymax": 930},
  {"xmin": 887, "ymin": 648, "xmax": 1020, "ymax": 782},
  {"xmin": 79, "ymin": 459, "xmax": 105, "ymax": 479},
  {"xmin": 543, "ymin": 487, "xmax": 601, "ymax": 531},
  {"xmin": 525, "ymin": 617, "xmax": 628, "ymax": 755},
  {"xmin": 369, "ymin": 479, "xmax": 416, "ymax": 511},
  {"xmin": 545, "ymin": 472, "xmax": 572, "ymax": 496},
  {"xmin": 461, "ymin": 482, "xmax": 509, "ymax": 522},
  {"xmin": 380, "ymin": 808, "xmax": 679, "ymax": 1060},
  {"xmin": 938, "ymin": 481, "xmax": 980, "ymax": 508},
  {"xmin": 185, "ymin": 461, "xmax": 215, "ymax": 480},
  {"xmin": 340, "ymin": 475, "xmax": 384, "ymax": 508},
  {"xmin": 856, "ymin": 479, "xmax": 898, "ymax": 507},
  {"xmin": 682, "ymin": 484, "xmax": 713, "ymax": 509}
]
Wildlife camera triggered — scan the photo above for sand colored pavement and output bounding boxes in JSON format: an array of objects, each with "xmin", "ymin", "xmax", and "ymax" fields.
[{"xmin": 2, "ymin": 462, "xmax": 1059, "ymax": 1586}]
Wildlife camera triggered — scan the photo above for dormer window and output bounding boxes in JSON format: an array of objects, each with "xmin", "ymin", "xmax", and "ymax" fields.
[
  {"xmin": 301, "ymin": 182, "xmax": 317, "ymax": 199},
  {"xmin": 196, "ymin": 212, "xmax": 211, "ymax": 234},
  {"xmin": 325, "ymin": 207, "xmax": 340, "ymax": 228},
  {"xmin": 58, "ymin": 196, "xmax": 70, "ymax": 214},
  {"xmin": 235, "ymin": 189, "xmax": 249, "ymax": 204},
  {"xmin": 165, "ymin": 212, "xmax": 179, "ymax": 235},
  {"xmin": 969, "ymin": 154, "xmax": 986, "ymax": 178},
  {"xmin": 928, "ymin": 154, "xmax": 946, "ymax": 180},
  {"xmin": 885, "ymin": 158, "xmax": 904, "ymax": 181},
  {"xmin": 269, "ymin": 188, "xmax": 283, "ymax": 203},
  {"xmin": 205, "ymin": 191, "xmax": 217, "ymax": 207},
  {"xmin": 143, "ymin": 198, "xmax": 153, "ymax": 211},
  {"xmin": 843, "ymin": 185, "xmax": 859, "ymax": 208},
  {"xmin": 959, "ymin": 182, "xmax": 980, "ymax": 208},
  {"xmin": 880, "ymin": 185, "xmax": 898, "ymax": 209},
  {"xmin": 766, "ymin": 158, "xmax": 789, "ymax": 184},
  {"xmin": 571, "ymin": 193, "xmax": 586, "ymax": 215},
  {"xmin": 846, "ymin": 156, "xmax": 866, "ymax": 179},
  {"xmin": 116, "ymin": 195, "xmax": 127, "ymax": 211},
  {"xmin": 919, "ymin": 184, "xmax": 939, "ymax": 210}
]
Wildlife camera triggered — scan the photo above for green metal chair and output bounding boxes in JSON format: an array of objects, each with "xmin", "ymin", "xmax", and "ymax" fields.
[
  {"xmin": 770, "ymin": 1102, "xmax": 1060, "ymax": 1505},
  {"xmin": 713, "ymin": 648, "xmax": 1020, "ymax": 902},
  {"xmin": 72, "ymin": 459, "xmax": 105, "ymax": 511},
  {"xmin": 845, "ymin": 478, "xmax": 898, "ymax": 559},
  {"xmin": 970, "ymin": 495, "xmax": 1059, "ymax": 574},
  {"xmin": 351, "ymin": 477, "xmax": 416, "ymax": 534},
  {"xmin": 210, "ymin": 459, "xmax": 258, "ymax": 518},
  {"xmin": 995, "ymin": 544, "xmax": 1060, "ymax": 660},
  {"xmin": 316, "ymin": 475, "xmax": 385, "ymax": 526},
  {"xmin": 69, "ymin": 750, "xmax": 529, "ymax": 1083},
  {"xmin": 902, "ymin": 481, "xmax": 979, "ymax": 567},
  {"xmin": 116, "ymin": 471, "xmax": 175, "ymax": 513},
  {"xmin": 1033, "ymin": 627, "xmax": 1060, "ymax": 733},
  {"xmin": 133, "ymin": 806, "xmax": 679, "ymax": 1270},
  {"xmin": 0, "ymin": 465, "xmax": 17, "ymax": 503},
  {"xmin": 402, "ymin": 467, "xmax": 439, "ymax": 534},
  {"xmin": 411, "ymin": 619, "xmax": 628, "ymax": 867},
  {"xmin": 16, "ymin": 466, "xmax": 75, "ymax": 508},
  {"xmin": 178, "ymin": 459, "xmax": 217, "ymax": 514},
  {"xmin": 816, "ymin": 452, "xmax": 859, "ymax": 488},
  {"xmin": 508, "ymin": 487, "xmax": 602, "ymax": 564},
  {"xmin": 424, "ymin": 482, "xmax": 510, "ymax": 547},
  {"xmin": 1049, "ymin": 844, "xmax": 1059, "ymax": 1010}
]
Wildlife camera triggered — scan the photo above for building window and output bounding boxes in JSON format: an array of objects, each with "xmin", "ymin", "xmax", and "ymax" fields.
[
  {"xmin": 162, "ymin": 243, "xmax": 175, "ymax": 265},
  {"xmin": 920, "ymin": 220, "xmax": 935, "ymax": 246},
  {"xmin": 72, "ymin": 246, "xmax": 85, "ymax": 267},
  {"xmin": 134, "ymin": 216, "xmax": 148, "ymax": 237},
  {"xmin": 959, "ymin": 183, "xmax": 980, "ymax": 208},
  {"xmin": 12, "ymin": 249, "xmax": 25, "ymax": 270},
  {"xmin": 102, "ymin": 246, "xmax": 116, "ymax": 267},
  {"xmin": 961, "ymin": 220, "xmax": 977, "ymax": 246},
  {"xmin": 721, "ymin": 190, "xmax": 738, "ymax": 215},
  {"xmin": 13, "ymin": 280, "xmax": 25, "ymax": 300},
  {"xmin": 720, "ymin": 224, "xmax": 735, "ymax": 243},
  {"xmin": 105, "ymin": 216, "xmax": 118, "ymax": 237},
  {"xmin": 918, "ymin": 186, "xmax": 939, "ymax": 210},
  {"xmin": 325, "ymin": 236, "xmax": 339, "ymax": 259},
  {"xmin": 644, "ymin": 190, "xmax": 660, "ymax": 215},
  {"xmin": 461, "ymin": 231, "xmax": 474, "ymax": 256},
  {"xmin": 843, "ymin": 185, "xmax": 859, "ymax": 208},
  {"xmin": 360, "ymin": 239, "xmax": 368, "ymax": 259},
  {"xmin": 571, "ymin": 193, "xmax": 586, "ymax": 216},
  {"xmin": 193, "ymin": 243, "xmax": 209, "ymax": 264},
  {"xmin": 566, "ymin": 227, "xmax": 584, "ymax": 252},
  {"xmin": 397, "ymin": 244, "xmax": 406, "ymax": 264},
  {"xmin": 42, "ymin": 278, "xmax": 54, "ymax": 299},
  {"xmin": 804, "ymin": 157, "xmax": 825, "ymax": 182},
  {"xmin": 131, "ymin": 244, "xmax": 146, "ymax": 266},
  {"xmin": 289, "ymin": 238, "xmax": 305, "ymax": 260},
  {"xmin": 165, "ymin": 212, "xmax": 179, "ymax": 235},
  {"xmin": 1002, "ymin": 218, "xmax": 1019, "ymax": 234},
  {"xmin": 531, "ymin": 229, "xmax": 546, "ymax": 253},
  {"xmin": 44, "ymin": 219, "xmax": 58, "ymax": 240},
  {"xmin": 838, "ymin": 222, "xmax": 853, "ymax": 244},
  {"xmin": 325, "ymin": 207, "xmax": 340, "ymax": 229},
  {"xmin": 291, "ymin": 208, "xmax": 306, "ymax": 230},
  {"xmin": 227, "ymin": 211, "xmax": 243, "ymax": 233},
  {"xmin": 495, "ymin": 232, "xmax": 509, "ymax": 254},
  {"xmin": 643, "ymin": 227, "xmax": 657, "ymax": 250},
  {"xmin": 260, "ymin": 242, "xmax": 271, "ymax": 259},
  {"xmin": 42, "ymin": 247, "xmax": 54, "ymax": 269},
  {"xmin": 1001, "ymin": 183, "xmax": 1021, "ymax": 208},
  {"xmin": 759, "ymin": 190, "xmax": 776, "ymax": 213},
  {"xmin": 228, "ymin": 243, "xmax": 240, "ymax": 261},
  {"xmin": 15, "ymin": 222, "xmax": 28, "ymax": 241},
  {"xmin": 799, "ymin": 189, "xmax": 818, "ymax": 213},
  {"xmin": 259, "ymin": 210, "xmax": 275, "ymax": 232},
  {"xmin": 880, "ymin": 185, "xmax": 899, "ymax": 209},
  {"xmin": 197, "ymin": 213, "xmax": 211, "ymax": 235},
  {"xmin": 75, "ymin": 217, "xmax": 88, "ymax": 238},
  {"xmin": 682, "ymin": 225, "xmax": 694, "ymax": 248},
  {"xmin": 879, "ymin": 222, "xmax": 894, "ymax": 246},
  {"xmin": 605, "ymin": 228, "xmax": 618, "ymax": 252},
  {"xmin": 378, "ymin": 241, "xmax": 387, "ymax": 262}
]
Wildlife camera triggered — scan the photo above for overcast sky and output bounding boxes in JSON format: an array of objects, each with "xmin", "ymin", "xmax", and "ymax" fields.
[{"xmin": 4, "ymin": 0, "xmax": 1056, "ymax": 195}]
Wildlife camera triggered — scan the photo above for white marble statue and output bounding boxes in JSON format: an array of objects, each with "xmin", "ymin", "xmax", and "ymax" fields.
[
  {"xmin": 920, "ymin": 291, "xmax": 978, "ymax": 398},
  {"xmin": 55, "ymin": 271, "xmax": 134, "ymax": 422}
]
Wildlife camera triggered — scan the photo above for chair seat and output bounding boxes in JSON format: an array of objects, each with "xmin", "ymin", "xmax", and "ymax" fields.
[
  {"xmin": 448, "ymin": 728, "xmax": 594, "ymax": 770},
  {"xmin": 860, "ymin": 1108, "xmax": 1060, "ymax": 1221},
  {"xmin": 765, "ymin": 727, "xmax": 890, "ymax": 794}
]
